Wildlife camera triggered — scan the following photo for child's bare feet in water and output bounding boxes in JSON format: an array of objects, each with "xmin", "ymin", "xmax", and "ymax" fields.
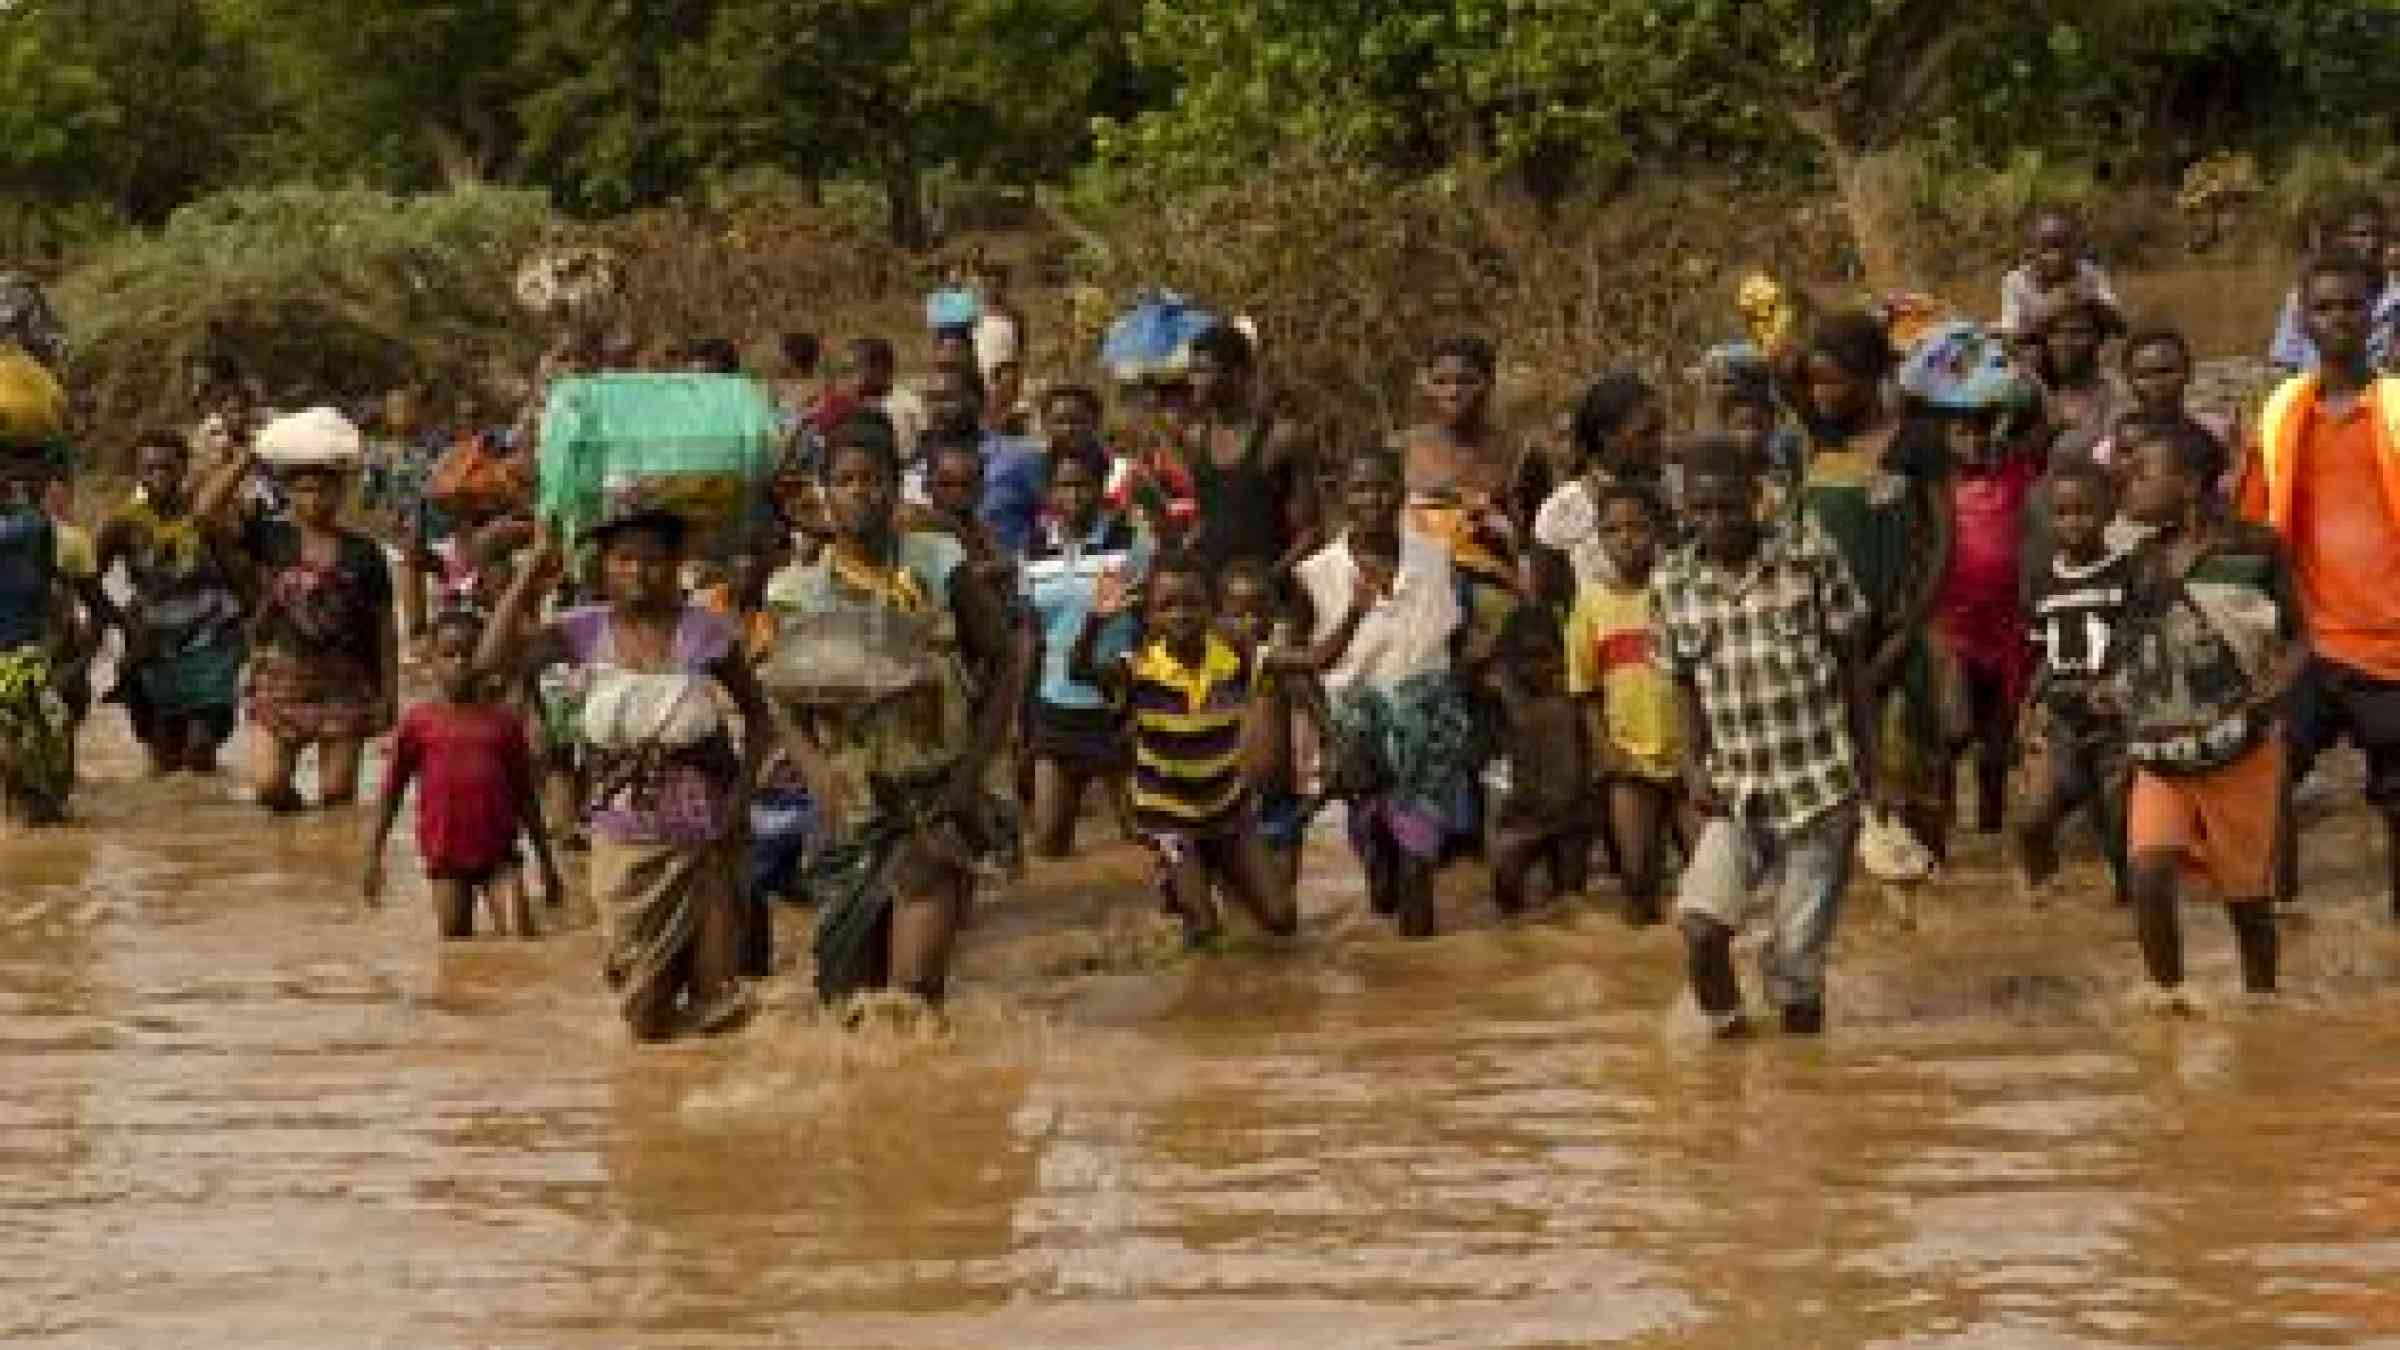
[
  {"xmin": 2133, "ymin": 983, "xmax": 2207, "ymax": 1018},
  {"xmin": 489, "ymin": 873, "xmax": 536, "ymax": 938},
  {"xmin": 2013, "ymin": 825, "xmax": 2060, "ymax": 907}
]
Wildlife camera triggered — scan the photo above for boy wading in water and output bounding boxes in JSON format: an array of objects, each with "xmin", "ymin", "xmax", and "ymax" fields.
[
  {"xmin": 364, "ymin": 611, "xmax": 565, "ymax": 937},
  {"xmin": 1486, "ymin": 607, "xmax": 1594, "ymax": 914},
  {"xmin": 2239, "ymin": 254, "xmax": 2400, "ymax": 919},
  {"xmin": 1072, "ymin": 556, "xmax": 1299, "ymax": 948},
  {"xmin": 2117, "ymin": 423, "xmax": 2304, "ymax": 1006},
  {"xmin": 1653, "ymin": 437, "xmax": 1873, "ymax": 1037},
  {"xmin": 1564, "ymin": 481, "xmax": 1688, "ymax": 925},
  {"xmin": 98, "ymin": 432, "xmax": 250, "ymax": 777},
  {"xmin": 2015, "ymin": 458, "xmax": 2133, "ymax": 903},
  {"xmin": 1216, "ymin": 559, "xmax": 1325, "ymax": 891}
]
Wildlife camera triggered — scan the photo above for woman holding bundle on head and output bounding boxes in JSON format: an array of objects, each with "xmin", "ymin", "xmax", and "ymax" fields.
[
  {"xmin": 482, "ymin": 507, "xmax": 781, "ymax": 1041},
  {"xmin": 230, "ymin": 408, "xmax": 397, "ymax": 813}
]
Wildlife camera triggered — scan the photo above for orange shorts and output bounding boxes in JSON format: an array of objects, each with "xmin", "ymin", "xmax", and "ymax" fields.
[{"xmin": 2126, "ymin": 735, "xmax": 2284, "ymax": 900}]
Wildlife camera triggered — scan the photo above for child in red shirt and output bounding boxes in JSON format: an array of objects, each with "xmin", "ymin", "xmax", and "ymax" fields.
[{"xmin": 364, "ymin": 611, "xmax": 564, "ymax": 937}]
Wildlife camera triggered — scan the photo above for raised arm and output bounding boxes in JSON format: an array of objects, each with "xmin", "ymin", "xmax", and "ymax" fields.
[
  {"xmin": 190, "ymin": 451, "xmax": 257, "ymax": 527},
  {"xmin": 948, "ymin": 557, "xmax": 1032, "ymax": 799},
  {"xmin": 711, "ymin": 646, "xmax": 782, "ymax": 806},
  {"xmin": 1265, "ymin": 424, "xmax": 1324, "ymax": 578},
  {"xmin": 1066, "ymin": 565, "xmax": 1136, "ymax": 697},
  {"xmin": 476, "ymin": 527, "xmax": 567, "ymax": 681},
  {"xmin": 1295, "ymin": 562, "xmax": 1381, "ymax": 675}
]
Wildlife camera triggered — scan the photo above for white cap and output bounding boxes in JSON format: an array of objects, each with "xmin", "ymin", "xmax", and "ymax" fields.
[{"xmin": 254, "ymin": 406, "xmax": 363, "ymax": 467}]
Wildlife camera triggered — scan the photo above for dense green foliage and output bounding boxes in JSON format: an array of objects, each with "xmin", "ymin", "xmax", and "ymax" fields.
[
  {"xmin": 2, "ymin": 0, "xmax": 2388, "ymax": 258},
  {"xmin": 56, "ymin": 186, "xmax": 555, "ymax": 438}
]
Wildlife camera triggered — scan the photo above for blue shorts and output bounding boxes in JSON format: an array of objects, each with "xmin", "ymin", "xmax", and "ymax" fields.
[{"xmin": 1258, "ymin": 791, "xmax": 1312, "ymax": 851}]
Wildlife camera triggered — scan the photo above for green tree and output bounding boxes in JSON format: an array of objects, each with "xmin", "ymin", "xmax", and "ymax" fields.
[
  {"xmin": 2, "ymin": 0, "xmax": 264, "ymax": 223},
  {"xmin": 0, "ymin": 16, "xmax": 116, "ymax": 198},
  {"xmin": 1099, "ymin": 0, "xmax": 2396, "ymax": 281},
  {"xmin": 667, "ymin": 0, "xmax": 1140, "ymax": 245},
  {"xmin": 1959, "ymin": 0, "xmax": 2400, "ymax": 168},
  {"xmin": 514, "ymin": 0, "xmax": 718, "ymax": 214},
  {"xmin": 1091, "ymin": 0, "xmax": 1738, "ymax": 208},
  {"xmin": 1569, "ymin": 0, "xmax": 2075, "ymax": 285},
  {"xmin": 211, "ymin": 0, "xmax": 530, "ymax": 189},
  {"xmin": 664, "ymin": 0, "xmax": 911, "ymax": 233}
]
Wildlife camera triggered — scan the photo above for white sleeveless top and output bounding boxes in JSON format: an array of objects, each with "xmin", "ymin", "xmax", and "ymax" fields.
[{"xmin": 1294, "ymin": 528, "xmax": 1460, "ymax": 696}]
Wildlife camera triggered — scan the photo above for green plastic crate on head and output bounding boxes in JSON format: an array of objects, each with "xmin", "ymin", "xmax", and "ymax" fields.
[{"xmin": 536, "ymin": 373, "xmax": 780, "ymax": 555}]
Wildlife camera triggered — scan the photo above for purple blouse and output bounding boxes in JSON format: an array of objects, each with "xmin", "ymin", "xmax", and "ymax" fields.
[{"xmin": 558, "ymin": 604, "xmax": 740, "ymax": 846}]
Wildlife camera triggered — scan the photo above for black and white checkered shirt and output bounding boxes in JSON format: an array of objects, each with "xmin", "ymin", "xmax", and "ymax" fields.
[{"xmin": 1650, "ymin": 518, "xmax": 1868, "ymax": 835}]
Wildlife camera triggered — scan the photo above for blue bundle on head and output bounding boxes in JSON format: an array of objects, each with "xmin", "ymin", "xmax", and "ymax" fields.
[
  {"xmin": 926, "ymin": 287, "xmax": 982, "ymax": 333},
  {"xmin": 1099, "ymin": 292, "xmax": 1221, "ymax": 384},
  {"xmin": 1898, "ymin": 320, "xmax": 2030, "ymax": 415}
]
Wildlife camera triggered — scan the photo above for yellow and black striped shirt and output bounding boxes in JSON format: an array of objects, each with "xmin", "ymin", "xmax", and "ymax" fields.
[{"xmin": 1123, "ymin": 635, "xmax": 1255, "ymax": 834}]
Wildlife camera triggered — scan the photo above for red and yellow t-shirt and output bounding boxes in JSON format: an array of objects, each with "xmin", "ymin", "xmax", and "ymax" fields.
[{"xmin": 1564, "ymin": 582, "xmax": 1681, "ymax": 782}]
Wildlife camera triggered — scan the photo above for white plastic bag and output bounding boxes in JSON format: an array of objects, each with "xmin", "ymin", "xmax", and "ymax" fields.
[
  {"xmin": 254, "ymin": 406, "xmax": 363, "ymax": 469},
  {"xmin": 581, "ymin": 669, "xmax": 723, "ymax": 753},
  {"xmin": 1857, "ymin": 807, "xmax": 1937, "ymax": 884}
]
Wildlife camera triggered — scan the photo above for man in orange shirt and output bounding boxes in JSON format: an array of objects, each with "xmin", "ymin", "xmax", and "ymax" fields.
[{"xmin": 2238, "ymin": 254, "xmax": 2400, "ymax": 918}]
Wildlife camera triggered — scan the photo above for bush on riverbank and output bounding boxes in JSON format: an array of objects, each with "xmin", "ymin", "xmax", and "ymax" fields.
[
  {"xmin": 592, "ymin": 174, "xmax": 914, "ymax": 366},
  {"xmin": 35, "ymin": 147, "xmax": 2391, "ymax": 462},
  {"xmin": 55, "ymin": 186, "xmax": 555, "ymax": 456}
]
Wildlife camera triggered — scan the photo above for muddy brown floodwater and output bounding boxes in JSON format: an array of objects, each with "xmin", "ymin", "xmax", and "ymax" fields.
[
  {"xmin": 12, "ymin": 260, "xmax": 2394, "ymax": 1348},
  {"xmin": 5, "ymin": 657, "xmax": 2399, "ymax": 1350}
]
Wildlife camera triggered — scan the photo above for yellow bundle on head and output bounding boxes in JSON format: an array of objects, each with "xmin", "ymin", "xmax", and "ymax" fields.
[
  {"xmin": 0, "ymin": 344, "xmax": 66, "ymax": 448},
  {"xmin": 1735, "ymin": 273, "xmax": 1803, "ymax": 356}
]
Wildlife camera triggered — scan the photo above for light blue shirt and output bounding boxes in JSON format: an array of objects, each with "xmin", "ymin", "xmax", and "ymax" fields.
[
  {"xmin": 1022, "ymin": 515, "xmax": 1149, "ymax": 709},
  {"xmin": 2269, "ymin": 280, "xmax": 2400, "ymax": 371}
]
